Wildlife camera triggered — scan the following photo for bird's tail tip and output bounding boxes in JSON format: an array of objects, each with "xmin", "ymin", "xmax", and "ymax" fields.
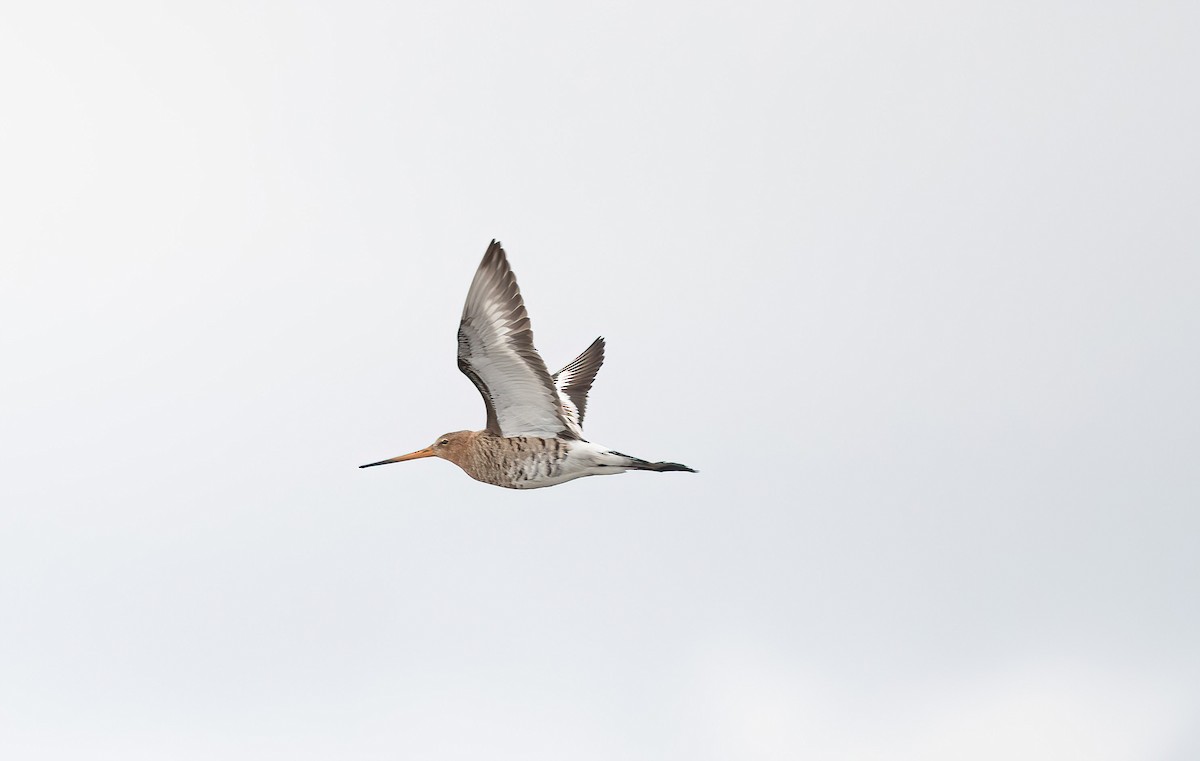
[
  {"xmin": 651, "ymin": 461, "xmax": 698, "ymax": 473},
  {"xmin": 609, "ymin": 450, "xmax": 697, "ymax": 474}
]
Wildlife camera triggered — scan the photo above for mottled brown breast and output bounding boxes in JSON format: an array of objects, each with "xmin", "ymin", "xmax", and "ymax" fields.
[{"xmin": 460, "ymin": 433, "xmax": 570, "ymax": 488}]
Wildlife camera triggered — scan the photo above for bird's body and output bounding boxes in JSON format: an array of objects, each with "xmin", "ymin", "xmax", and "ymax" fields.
[
  {"xmin": 361, "ymin": 240, "xmax": 695, "ymax": 489},
  {"xmin": 414, "ymin": 430, "xmax": 694, "ymax": 490}
]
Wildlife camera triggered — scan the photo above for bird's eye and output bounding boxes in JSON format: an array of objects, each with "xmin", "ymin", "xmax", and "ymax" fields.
[{"xmin": 439, "ymin": 439, "xmax": 449, "ymax": 446}]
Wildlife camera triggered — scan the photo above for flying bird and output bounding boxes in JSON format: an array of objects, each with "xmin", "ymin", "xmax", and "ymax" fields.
[{"xmin": 360, "ymin": 240, "xmax": 696, "ymax": 489}]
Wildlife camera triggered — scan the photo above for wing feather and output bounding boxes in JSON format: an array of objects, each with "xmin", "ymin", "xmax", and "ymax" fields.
[
  {"xmin": 457, "ymin": 241, "xmax": 576, "ymax": 439},
  {"xmin": 552, "ymin": 336, "xmax": 605, "ymax": 436}
]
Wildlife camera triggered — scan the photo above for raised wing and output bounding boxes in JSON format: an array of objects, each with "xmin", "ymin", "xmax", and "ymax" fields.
[
  {"xmin": 553, "ymin": 336, "xmax": 605, "ymax": 436},
  {"xmin": 457, "ymin": 241, "xmax": 576, "ymax": 439}
]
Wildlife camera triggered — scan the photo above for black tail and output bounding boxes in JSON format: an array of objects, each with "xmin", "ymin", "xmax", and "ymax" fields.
[
  {"xmin": 644, "ymin": 461, "xmax": 697, "ymax": 473},
  {"xmin": 612, "ymin": 451, "xmax": 697, "ymax": 473}
]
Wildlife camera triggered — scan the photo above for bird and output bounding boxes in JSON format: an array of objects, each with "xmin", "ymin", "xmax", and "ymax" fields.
[{"xmin": 360, "ymin": 240, "xmax": 696, "ymax": 489}]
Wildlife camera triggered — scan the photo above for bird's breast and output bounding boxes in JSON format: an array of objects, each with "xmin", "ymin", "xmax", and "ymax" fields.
[{"xmin": 460, "ymin": 435, "xmax": 575, "ymax": 488}]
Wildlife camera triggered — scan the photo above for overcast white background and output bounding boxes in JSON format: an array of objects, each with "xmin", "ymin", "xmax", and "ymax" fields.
[{"xmin": 2, "ymin": 2, "xmax": 1198, "ymax": 759}]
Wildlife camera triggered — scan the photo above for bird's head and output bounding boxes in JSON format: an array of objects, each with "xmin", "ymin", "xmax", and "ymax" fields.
[{"xmin": 359, "ymin": 430, "xmax": 476, "ymax": 470}]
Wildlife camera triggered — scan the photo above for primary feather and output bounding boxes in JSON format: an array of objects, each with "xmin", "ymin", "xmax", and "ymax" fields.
[{"xmin": 552, "ymin": 336, "xmax": 605, "ymax": 436}]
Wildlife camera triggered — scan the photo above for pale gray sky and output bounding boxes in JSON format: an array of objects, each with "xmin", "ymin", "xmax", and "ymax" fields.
[{"xmin": 2, "ymin": 2, "xmax": 1198, "ymax": 759}]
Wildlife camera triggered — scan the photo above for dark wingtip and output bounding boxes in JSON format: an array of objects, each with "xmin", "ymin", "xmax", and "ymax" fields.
[{"xmin": 480, "ymin": 239, "xmax": 508, "ymax": 271}]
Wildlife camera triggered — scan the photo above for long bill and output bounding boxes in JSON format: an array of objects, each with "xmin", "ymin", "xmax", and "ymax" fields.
[{"xmin": 359, "ymin": 448, "xmax": 435, "ymax": 468}]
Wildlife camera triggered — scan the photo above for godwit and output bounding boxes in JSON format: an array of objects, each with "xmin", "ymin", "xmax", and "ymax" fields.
[{"xmin": 360, "ymin": 240, "xmax": 696, "ymax": 489}]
